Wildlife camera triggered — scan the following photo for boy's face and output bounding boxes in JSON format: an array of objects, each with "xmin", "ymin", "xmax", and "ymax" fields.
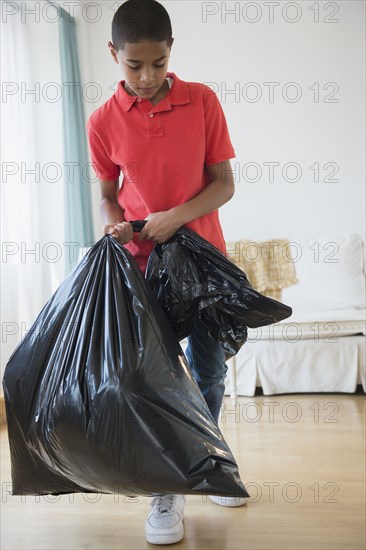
[{"xmin": 108, "ymin": 39, "xmax": 173, "ymax": 101}]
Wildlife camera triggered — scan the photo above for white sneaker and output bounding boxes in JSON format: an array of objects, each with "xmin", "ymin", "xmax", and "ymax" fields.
[
  {"xmin": 209, "ymin": 495, "xmax": 247, "ymax": 507},
  {"xmin": 145, "ymin": 494, "xmax": 185, "ymax": 545}
]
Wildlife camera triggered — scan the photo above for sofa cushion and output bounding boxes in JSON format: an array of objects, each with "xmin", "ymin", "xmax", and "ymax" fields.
[
  {"xmin": 281, "ymin": 233, "xmax": 365, "ymax": 311},
  {"xmin": 247, "ymin": 306, "xmax": 366, "ymax": 340}
]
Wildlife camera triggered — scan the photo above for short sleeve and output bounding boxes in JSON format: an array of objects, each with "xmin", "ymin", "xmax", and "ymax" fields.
[
  {"xmin": 87, "ymin": 117, "xmax": 120, "ymax": 181},
  {"xmin": 203, "ymin": 86, "xmax": 236, "ymax": 165}
]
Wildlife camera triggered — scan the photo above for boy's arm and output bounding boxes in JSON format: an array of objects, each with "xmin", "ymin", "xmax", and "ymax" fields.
[
  {"xmin": 172, "ymin": 160, "xmax": 235, "ymax": 225},
  {"xmin": 139, "ymin": 160, "xmax": 235, "ymax": 242},
  {"xmin": 99, "ymin": 179, "xmax": 133, "ymax": 244}
]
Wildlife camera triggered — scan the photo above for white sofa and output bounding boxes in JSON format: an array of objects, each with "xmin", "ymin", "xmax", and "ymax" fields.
[{"xmin": 221, "ymin": 233, "xmax": 366, "ymax": 396}]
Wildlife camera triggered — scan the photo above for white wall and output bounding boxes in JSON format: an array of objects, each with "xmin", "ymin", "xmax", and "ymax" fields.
[{"xmin": 76, "ymin": 0, "xmax": 365, "ymax": 243}]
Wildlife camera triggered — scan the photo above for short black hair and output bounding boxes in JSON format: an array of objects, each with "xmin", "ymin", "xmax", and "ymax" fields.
[{"xmin": 111, "ymin": 0, "xmax": 173, "ymax": 51}]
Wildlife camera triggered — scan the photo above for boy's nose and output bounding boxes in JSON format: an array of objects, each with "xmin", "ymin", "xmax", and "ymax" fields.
[{"xmin": 140, "ymin": 71, "xmax": 155, "ymax": 85}]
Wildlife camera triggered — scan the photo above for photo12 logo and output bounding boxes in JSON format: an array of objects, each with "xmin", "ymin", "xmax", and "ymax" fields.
[
  {"xmin": 203, "ymin": 81, "xmax": 340, "ymax": 104},
  {"xmin": 1, "ymin": 2, "xmax": 113, "ymax": 24},
  {"xmin": 201, "ymin": 2, "xmax": 340, "ymax": 24}
]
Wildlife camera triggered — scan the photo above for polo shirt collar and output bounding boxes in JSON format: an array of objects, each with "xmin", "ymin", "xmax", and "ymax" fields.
[{"xmin": 116, "ymin": 72, "xmax": 190, "ymax": 112}]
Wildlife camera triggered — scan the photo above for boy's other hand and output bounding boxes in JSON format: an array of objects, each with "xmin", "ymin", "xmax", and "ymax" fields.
[
  {"xmin": 139, "ymin": 211, "xmax": 181, "ymax": 243},
  {"xmin": 103, "ymin": 222, "xmax": 133, "ymax": 245}
]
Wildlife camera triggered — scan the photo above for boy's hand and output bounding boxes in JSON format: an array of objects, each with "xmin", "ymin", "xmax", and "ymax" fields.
[
  {"xmin": 103, "ymin": 222, "xmax": 133, "ymax": 245},
  {"xmin": 139, "ymin": 211, "xmax": 182, "ymax": 243}
]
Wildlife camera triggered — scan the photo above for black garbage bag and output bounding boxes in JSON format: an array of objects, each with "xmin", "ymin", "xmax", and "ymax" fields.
[
  {"xmin": 2, "ymin": 234, "xmax": 249, "ymax": 498},
  {"xmin": 145, "ymin": 226, "xmax": 293, "ymax": 357}
]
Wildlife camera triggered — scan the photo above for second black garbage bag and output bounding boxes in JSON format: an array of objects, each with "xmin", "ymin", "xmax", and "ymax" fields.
[
  {"xmin": 2, "ymin": 234, "xmax": 248, "ymax": 498},
  {"xmin": 145, "ymin": 227, "xmax": 293, "ymax": 357}
]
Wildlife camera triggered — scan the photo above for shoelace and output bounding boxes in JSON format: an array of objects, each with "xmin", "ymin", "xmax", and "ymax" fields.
[{"xmin": 152, "ymin": 494, "xmax": 178, "ymax": 514}]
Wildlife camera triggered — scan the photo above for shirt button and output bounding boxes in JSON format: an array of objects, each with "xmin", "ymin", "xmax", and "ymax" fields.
[
  {"xmin": 137, "ymin": 97, "xmax": 141, "ymax": 102},
  {"xmin": 149, "ymin": 113, "xmax": 154, "ymax": 117}
]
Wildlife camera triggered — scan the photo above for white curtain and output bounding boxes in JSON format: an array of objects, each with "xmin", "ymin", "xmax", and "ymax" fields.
[{"xmin": 1, "ymin": 3, "xmax": 64, "ymax": 388}]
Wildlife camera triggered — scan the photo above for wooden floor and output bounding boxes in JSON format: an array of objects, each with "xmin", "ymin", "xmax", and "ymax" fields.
[{"xmin": 1, "ymin": 392, "xmax": 365, "ymax": 550}]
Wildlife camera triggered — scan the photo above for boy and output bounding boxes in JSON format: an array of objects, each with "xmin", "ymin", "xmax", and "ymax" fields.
[{"xmin": 87, "ymin": 0, "xmax": 246, "ymax": 545}]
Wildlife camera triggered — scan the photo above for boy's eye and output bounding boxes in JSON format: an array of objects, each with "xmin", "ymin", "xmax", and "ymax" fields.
[{"xmin": 128, "ymin": 64, "xmax": 166, "ymax": 70}]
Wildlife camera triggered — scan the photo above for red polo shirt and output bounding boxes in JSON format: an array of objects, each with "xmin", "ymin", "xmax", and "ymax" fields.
[{"xmin": 87, "ymin": 71, "xmax": 235, "ymax": 273}]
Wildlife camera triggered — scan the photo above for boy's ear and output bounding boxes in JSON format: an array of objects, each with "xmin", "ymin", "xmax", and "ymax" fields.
[
  {"xmin": 169, "ymin": 37, "xmax": 174, "ymax": 50},
  {"xmin": 108, "ymin": 41, "xmax": 119, "ymax": 64}
]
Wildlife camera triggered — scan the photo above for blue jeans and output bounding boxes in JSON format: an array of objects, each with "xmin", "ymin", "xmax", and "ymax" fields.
[{"xmin": 184, "ymin": 312, "xmax": 228, "ymax": 424}]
